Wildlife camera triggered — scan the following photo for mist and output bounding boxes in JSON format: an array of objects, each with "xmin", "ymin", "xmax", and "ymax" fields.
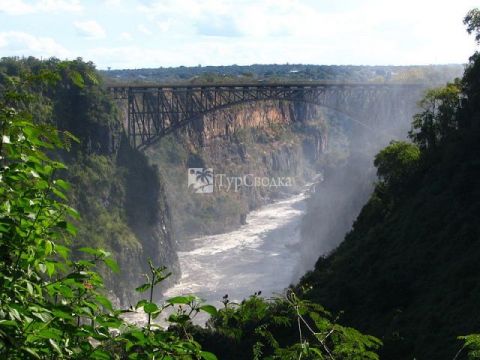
[{"xmin": 293, "ymin": 83, "xmax": 434, "ymax": 277}]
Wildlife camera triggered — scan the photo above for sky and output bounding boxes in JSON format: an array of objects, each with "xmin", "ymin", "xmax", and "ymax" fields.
[{"xmin": 0, "ymin": 0, "xmax": 479, "ymax": 70}]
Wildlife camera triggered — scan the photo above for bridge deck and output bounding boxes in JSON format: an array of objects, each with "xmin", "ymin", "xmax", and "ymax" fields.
[{"xmin": 107, "ymin": 81, "xmax": 427, "ymax": 90}]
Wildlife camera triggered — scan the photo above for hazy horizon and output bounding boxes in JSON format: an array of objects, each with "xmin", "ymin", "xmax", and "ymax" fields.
[{"xmin": 103, "ymin": 63, "xmax": 465, "ymax": 72}]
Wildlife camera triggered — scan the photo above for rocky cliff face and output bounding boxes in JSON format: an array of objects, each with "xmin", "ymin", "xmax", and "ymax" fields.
[
  {"xmin": 115, "ymin": 140, "xmax": 179, "ymax": 304},
  {"xmin": 187, "ymin": 101, "xmax": 326, "ymax": 146}
]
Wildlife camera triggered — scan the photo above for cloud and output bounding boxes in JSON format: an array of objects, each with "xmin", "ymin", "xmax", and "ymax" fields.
[
  {"xmin": 136, "ymin": 0, "xmax": 311, "ymax": 38},
  {"xmin": 137, "ymin": 0, "xmax": 234, "ymax": 36},
  {"xmin": 134, "ymin": 0, "xmax": 345, "ymax": 39},
  {"xmin": 155, "ymin": 20, "xmax": 172, "ymax": 33},
  {"xmin": 195, "ymin": 15, "xmax": 242, "ymax": 37},
  {"xmin": 138, "ymin": 25, "xmax": 152, "ymax": 36},
  {"xmin": 0, "ymin": 31, "xmax": 70, "ymax": 58},
  {"xmin": 1, "ymin": 0, "xmax": 478, "ymax": 68},
  {"xmin": 0, "ymin": 0, "xmax": 82, "ymax": 15},
  {"xmin": 74, "ymin": 20, "xmax": 106, "ymax": 39},
  {"xmin": 120, "ymin": 32, "xmax": 132, "ymax": 41},
  {"xmin": 103, "ymin": 0, "xmax": 122, "ymax": 5}
]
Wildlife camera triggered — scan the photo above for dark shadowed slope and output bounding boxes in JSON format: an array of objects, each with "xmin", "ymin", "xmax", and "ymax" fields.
[{"xmin": 298, "ymin": 52, "xmax": 480, "ymax": 359}]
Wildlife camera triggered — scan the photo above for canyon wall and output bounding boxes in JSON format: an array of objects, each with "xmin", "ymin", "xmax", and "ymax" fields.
[{"xmin": 145, "ymin": 100, "xmax": 329, "ymax": 241}]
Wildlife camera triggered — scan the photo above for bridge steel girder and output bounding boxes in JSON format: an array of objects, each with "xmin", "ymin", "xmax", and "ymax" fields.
[{"xmin": 108, "ymin": 83, "xmax": 426, "ymax": 149}]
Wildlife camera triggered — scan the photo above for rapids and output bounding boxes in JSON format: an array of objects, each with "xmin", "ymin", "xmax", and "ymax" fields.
[{"xmin": 163, "ymin": 191, "xmax": 309, "ymax": 305}]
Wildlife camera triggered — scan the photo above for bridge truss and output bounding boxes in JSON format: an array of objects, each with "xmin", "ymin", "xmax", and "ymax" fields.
[{"xmin": 108, "ymin": 83, "xmax": 425, "ymax": 149}]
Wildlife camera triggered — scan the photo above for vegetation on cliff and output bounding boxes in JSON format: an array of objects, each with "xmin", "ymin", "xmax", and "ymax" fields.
[{"xmin": 0, "ymin": 57, "xmax": 177, "ymax": 304}]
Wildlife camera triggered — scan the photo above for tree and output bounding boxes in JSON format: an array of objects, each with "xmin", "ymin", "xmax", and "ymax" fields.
[
  {"xmin": 408, "ymin": 83, "xmax": 461, "ymax": 150},
  {"xmin": 464, "ymin": 8, "xmax": 480, "ymax": 44},
  {"xmin": 199, "ymin": 291, "xmax": 382, "ymax": 359},
  {"xmin": 373, "ymin": 141, "xmax": 420, "ymax": 191}
]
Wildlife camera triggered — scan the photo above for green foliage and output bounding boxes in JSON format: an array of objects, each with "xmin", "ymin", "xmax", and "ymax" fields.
[
  {"xmin": 373, "ymin": 140, "xmax": 420, "ymax": 191},
  {"xmin": 464, "ymin": 8, "xmax": 480, "ymax": 44},
  {"xmin": 459, "ymin": 334, "xmax": 480, "ymax": 359},
  {"xmin": 0, "ymin": 56, "xmax": 118, "ymax": 155},
  {"xmin": 194, "ymin": 292, "xmax": 381, "ymax": 359},
  {"xmin": 409, "ymin": 82, "xmax": 461, "ymax": 150},
  {"xmin": 0, "ymin": 57, "xmax": 175, "ymax": 304},
  {"xmin": 0, "ymin": 69, "xmax": 110, "ymax": 358}
]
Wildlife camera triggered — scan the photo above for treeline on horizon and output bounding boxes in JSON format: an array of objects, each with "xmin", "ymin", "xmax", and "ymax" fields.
[{"xmin": 101, "ymin": 62, "xmax": 464, "ymax": 85}]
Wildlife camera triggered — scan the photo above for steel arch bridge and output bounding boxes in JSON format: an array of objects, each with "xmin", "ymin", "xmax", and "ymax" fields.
[{"xmin": 108, "ymin": 82, "xmax": 427, "ymax": 149}]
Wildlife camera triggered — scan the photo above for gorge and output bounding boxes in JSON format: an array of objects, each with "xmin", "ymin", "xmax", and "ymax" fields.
[
  {"xmin": 53, "ymin": 66, "xmax": 456, "ymax": 306},
  {"xmin": 111, "ymin": 81, "xmax": 430, "ymax": 305}
]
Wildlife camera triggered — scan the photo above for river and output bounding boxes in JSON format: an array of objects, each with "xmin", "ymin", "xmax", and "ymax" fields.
[{"xmin": 163, "ymin": 190, "xmax": 308, "ymax": 306}]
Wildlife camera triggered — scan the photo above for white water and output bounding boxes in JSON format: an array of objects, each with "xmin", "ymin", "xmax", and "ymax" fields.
[{"xmin": 163, "ymin": 191, "xmax": 308, "ymax": 306}]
